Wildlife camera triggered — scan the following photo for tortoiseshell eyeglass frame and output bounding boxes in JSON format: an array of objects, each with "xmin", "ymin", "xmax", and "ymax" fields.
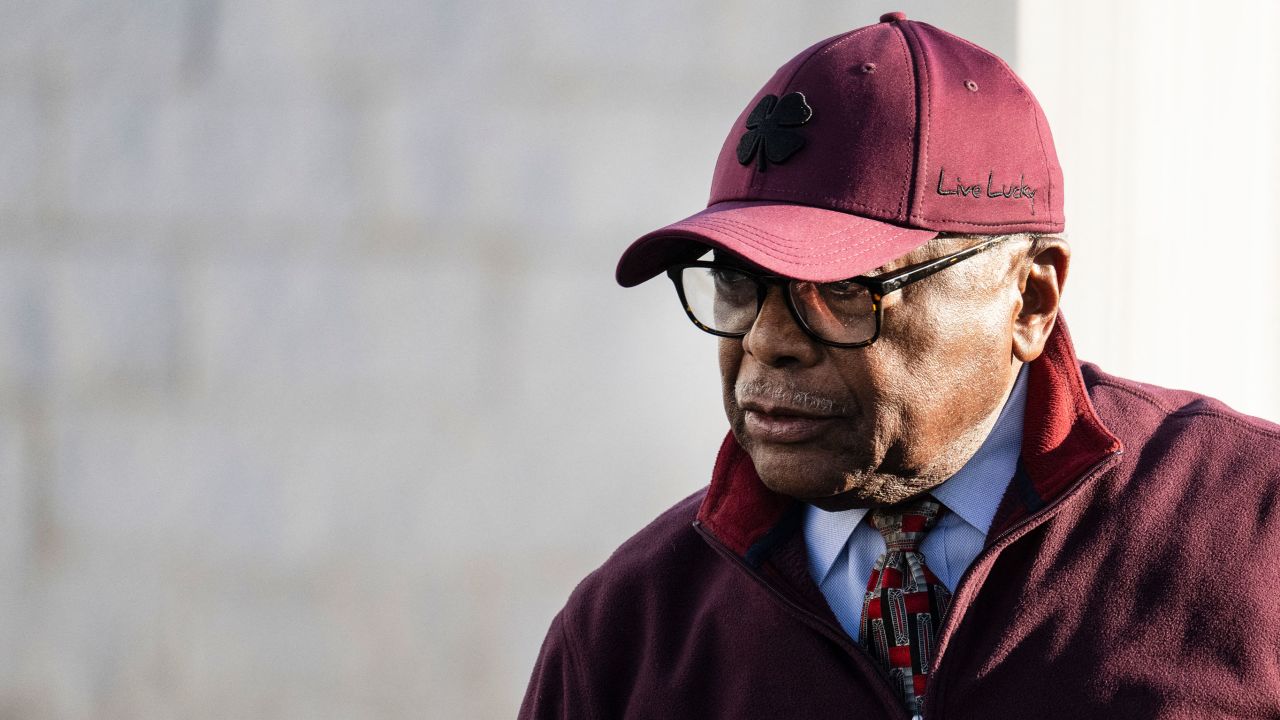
[{"xmin": 665, "ymin": 235, "xmax": 1007, "ymax": 348}]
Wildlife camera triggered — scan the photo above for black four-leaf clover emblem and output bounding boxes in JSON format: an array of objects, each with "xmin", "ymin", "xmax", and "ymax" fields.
[{"xmin": 736, "ymin": 92, "xmax": 813, "ymax": 171}]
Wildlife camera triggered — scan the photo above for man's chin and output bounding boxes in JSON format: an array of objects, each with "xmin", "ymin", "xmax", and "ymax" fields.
[
  {"xmin": 748, "ymin": 446, "xmax": 862, "ymax": 502},
  {"xmin": 814, "ymin": 471, "xmax": 948, "ymax": 509},
  {"xmin": 751, "ymin": 448, "xmax": 944, "ymax": 509}
]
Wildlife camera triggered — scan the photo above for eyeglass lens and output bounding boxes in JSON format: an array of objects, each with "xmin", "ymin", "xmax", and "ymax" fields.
[{"xmin": 677, "ymin": 267, "xmax": 877, "ymax": 344}]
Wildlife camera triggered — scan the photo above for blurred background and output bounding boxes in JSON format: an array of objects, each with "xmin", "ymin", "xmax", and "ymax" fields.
[{"xmin": 0, "ymin": 0, "xmax": 1276, "ymax": 717}]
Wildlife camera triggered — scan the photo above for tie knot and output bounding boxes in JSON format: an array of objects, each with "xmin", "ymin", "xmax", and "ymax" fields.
[{"xmin": 868, "ymin": 496, "xmax": 944, "ymax": 551}]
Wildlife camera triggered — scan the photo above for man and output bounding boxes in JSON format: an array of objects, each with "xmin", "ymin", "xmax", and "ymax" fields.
[{"xmin": 521, "ymin": 12, "xmax": 1280, "ymax": 719}]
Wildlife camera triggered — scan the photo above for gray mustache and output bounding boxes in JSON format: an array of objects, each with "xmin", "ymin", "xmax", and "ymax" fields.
[{"xmin": 735, "ymin": 379, "xmax": 850, "ymax": 415}]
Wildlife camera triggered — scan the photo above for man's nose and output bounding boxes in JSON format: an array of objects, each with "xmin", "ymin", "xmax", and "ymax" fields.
[{"xmin": 741, "ymin": 284, "xmax": 823, "ymax": 368}]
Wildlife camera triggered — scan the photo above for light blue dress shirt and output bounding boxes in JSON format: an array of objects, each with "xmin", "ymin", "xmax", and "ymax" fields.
[{"xmin": 802, "ymin": 365, "xmax": 1028, "ymax": 642}]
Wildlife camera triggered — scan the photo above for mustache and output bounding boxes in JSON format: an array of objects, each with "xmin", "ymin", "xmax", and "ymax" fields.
[{"xmin": 735, "ymin": 379, "xmax": 852, "ymax": 415}]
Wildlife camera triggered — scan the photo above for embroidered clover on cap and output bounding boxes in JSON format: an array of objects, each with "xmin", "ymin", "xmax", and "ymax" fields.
[
  {"xmin": 616, "ymin": 11, "xmax": 1064, "ymax": 287},
  {"xmin": 735, "ymin": 92, "xmax": 813, "ymax": 171}
]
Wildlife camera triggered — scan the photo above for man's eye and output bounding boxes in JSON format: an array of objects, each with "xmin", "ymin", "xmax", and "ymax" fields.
[
  {"xmin": 822, "ymin": 280, "xmax": 864, "ymax": 295},
  {"xmin": 711, "ymin": 269, "xmax": 750, "ymax": 285}
]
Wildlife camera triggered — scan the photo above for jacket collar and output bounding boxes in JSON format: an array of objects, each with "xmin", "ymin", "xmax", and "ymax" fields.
[{"xmin": 694, "ymin": 316, "xmax": 1124, "ymax": 560}]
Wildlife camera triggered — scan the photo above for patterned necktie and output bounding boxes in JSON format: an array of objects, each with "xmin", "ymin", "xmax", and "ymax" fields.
[{"xmin": 860, "ymin": 496, "xmax": 952, "ymax": 718}]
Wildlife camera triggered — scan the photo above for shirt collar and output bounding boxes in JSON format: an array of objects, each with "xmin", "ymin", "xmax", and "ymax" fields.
[
  {"xmin": 803, "ymin": 505, "xmax": 869, "ymax": 586},
  {"xmin": 803, "ymin": 364, "xmax": 1029, "ymax": 585}
]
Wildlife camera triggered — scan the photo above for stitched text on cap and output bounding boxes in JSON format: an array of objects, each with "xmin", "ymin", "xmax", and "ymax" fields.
[{"xmin": 935, "ymin": 168, "xmax": 1037, "ymax": 214}]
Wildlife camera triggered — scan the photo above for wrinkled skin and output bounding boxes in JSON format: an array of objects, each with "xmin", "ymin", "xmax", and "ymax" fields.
[{"xmin": 718, "ymin": 235, "xmax": 1070, "ymax": 509}]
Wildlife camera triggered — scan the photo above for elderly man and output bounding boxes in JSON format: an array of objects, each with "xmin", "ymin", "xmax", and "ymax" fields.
[{"xmin": 520, "ymin": 12, "xmax": 1280, "ymax": 720}]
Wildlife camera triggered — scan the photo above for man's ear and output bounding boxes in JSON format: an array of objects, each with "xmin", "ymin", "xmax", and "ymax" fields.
[{"xmin": 1012, "ymin": 237, "xmax": 1070, "ymax": 363}]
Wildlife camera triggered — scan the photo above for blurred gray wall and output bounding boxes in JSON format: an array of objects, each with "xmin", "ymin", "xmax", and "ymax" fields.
[{"xmin": 6, "ymin": 1, "xmax": 1276, "ymax": 719}]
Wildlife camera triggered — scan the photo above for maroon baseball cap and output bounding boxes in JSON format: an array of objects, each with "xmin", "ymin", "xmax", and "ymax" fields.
[{"xmin": 615, "ymin": 11, "xmax": 1063, "ymax": 287}]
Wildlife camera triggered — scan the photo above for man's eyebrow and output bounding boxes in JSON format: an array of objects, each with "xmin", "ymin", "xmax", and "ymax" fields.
[{"xmin": 711, "ymin": 249, "xmax": 767, "ymax": 272}]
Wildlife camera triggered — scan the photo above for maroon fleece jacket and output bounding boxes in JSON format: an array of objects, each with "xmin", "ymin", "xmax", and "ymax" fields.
[{"xmin": 520, "ymin": 321, "xmax": 1280, "ymax": 719}]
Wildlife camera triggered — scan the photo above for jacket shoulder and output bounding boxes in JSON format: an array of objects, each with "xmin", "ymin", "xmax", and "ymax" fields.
[
  {"xmin": 1081, "ymin": 361, "xmax": 1280, "ymax": 439},
  {"xmin": 521, "ymin": 488, "xmax": 717, "ymax": 718},
  {"xmin": 1080, "ymin": 361, "xmax": 1280, "ymax": 488},
  {"xmin": 563, "ymin": 487, "xmax": 710, "ymax": 613}
]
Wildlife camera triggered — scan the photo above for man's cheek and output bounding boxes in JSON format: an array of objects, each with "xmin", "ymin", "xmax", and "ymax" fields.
[{"xmin": 718, "ymin": 341, "xmax": 744, "ymax": 408}]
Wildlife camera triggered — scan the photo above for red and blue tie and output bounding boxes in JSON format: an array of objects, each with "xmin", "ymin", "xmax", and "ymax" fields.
[{"xmin": 860, "ymin": 496, "xmax": 952, "ymax": 718}]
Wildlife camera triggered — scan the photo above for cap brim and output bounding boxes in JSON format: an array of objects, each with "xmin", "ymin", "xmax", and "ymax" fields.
[{"xmin": 615, "ymin": 200, "xmax": 939, "ymax": 287}]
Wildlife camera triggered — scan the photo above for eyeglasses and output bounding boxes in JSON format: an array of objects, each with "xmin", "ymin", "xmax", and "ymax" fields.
[{"xmin": 665, "ymin": 236, "xmax": 1006, "ymax": 348}]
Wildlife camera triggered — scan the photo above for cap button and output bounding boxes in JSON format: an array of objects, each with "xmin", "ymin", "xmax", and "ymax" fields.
[{"xmin": 879, "ymin": 11, "xmax": 907, "ymax": 22}]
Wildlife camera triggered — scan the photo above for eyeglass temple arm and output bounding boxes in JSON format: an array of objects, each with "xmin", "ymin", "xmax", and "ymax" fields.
[{"xmin": 860, "ymin": 237, "xmax": 1004, "ymax": 295}]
